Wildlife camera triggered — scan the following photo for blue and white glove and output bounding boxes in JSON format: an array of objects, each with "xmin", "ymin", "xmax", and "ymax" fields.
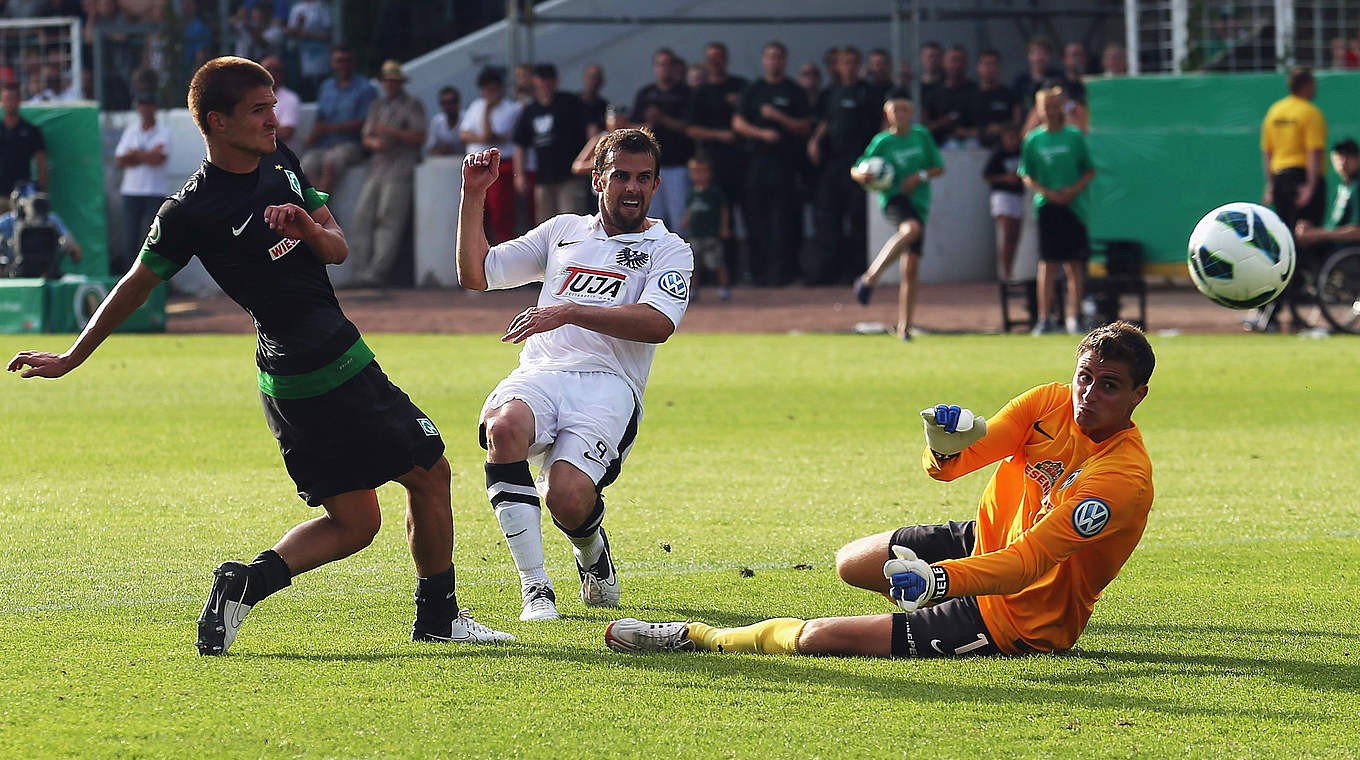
[
  {"xmin": 883, "ymin": 545, "xmax": 949, "ymax": 612},
  {"xmin": 920, "ymin": 404, "xmax": 987, "ymax": 456}
]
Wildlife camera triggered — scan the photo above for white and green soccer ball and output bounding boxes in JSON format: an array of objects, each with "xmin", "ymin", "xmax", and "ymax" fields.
[
  {"xmin": 856, "ymin": 157, "xmax": 896, "ymax": 192},
  {"xmin": 1187, "ymin": 202, "xmax": 1296, "ymax": 309}
]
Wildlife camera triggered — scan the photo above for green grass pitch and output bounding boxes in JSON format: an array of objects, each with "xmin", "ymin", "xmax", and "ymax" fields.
[{"xmin": 1, "ymin": 332, "xmax": 1357, "ymax": 759}]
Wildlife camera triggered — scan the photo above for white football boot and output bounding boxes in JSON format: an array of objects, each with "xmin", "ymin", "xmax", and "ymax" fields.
[
  {"xmin": 413, "ymin": 610, "xmax": 515, "ymax": 643},
  {"xmin": 604, "ymin": 619, "xmax": 694, "ymax": 653},
  {"xmin": 519, "ymin": 583, "xmax": 561, "ymax": 621}
]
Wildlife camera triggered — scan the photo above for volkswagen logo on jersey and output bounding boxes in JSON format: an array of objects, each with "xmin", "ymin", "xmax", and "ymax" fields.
[
  {"xmin": 556, "ymin": 266, "xmax": 627, "ymax": 303},
  {"xmin": 1071, "ymin": 498, "xmax": 1110, "ymax": 537},
  {"xmin": 658, "ymin": 270, "xmax": 688, "ymax": 300},
  {"xmin": 616, "ymin": 246, "xmax": 649, "ymax": 270}
]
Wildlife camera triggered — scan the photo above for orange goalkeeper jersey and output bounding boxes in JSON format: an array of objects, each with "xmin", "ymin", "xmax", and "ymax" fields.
[{"xmin": 923, "ymin": 383, "xmax": 1153, "ymax": 654}]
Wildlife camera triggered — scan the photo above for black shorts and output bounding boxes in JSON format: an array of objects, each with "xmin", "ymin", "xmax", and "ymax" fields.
[
  {"xmin": 887, "ymin": 521, "xmax": 1003, "ymax": 658},
  {"xmin": 260, "ymin": 360, "xmax": 446, "ymax": 506},
  {"xmin": 883, "ymin": 194, "xmax": 925, "ymax": 254},
  {"xmin": 1037, "ymin": 203, "xmax": 1090, "ymax": 262},
  {"xmin": 1271, "ymin": 168, "xmax": 1326, "ymax": 230}
]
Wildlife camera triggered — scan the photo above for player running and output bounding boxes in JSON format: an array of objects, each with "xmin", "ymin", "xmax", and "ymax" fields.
[
  {"xmin": 7, "ymin": 57, "xmax": 512, "ymax": 654},
  {"xmin": 606, "ymin": 321, "xmax": 1153, "ymax": 658},
  {"xmin": 456, "ymin": 128, "xmax": 693, "ymax": 622}
]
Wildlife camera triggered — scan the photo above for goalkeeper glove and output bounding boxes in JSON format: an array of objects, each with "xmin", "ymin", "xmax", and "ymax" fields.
[
  {"xmin": 920, "ymin": 404, "xmax": 987, "ymax": 456},
  {"xmin": 883, "ymin": 545, "xmax": 949, "ymax": 612}
]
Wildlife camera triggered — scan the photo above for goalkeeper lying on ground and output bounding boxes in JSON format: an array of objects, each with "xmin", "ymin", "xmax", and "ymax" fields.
[{"xmin": 605, "ymin": 321, "xmax": 1155, "ymax": 657}]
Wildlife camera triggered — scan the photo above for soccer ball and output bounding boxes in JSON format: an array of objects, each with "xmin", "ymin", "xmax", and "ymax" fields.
[
  {"xmin": 856, "ymin": 157, "xmax": 896, "ymax": 192},
  {"xmin": 1186, "ymin": 202, "xmax": 1296, "ymax": 309}
]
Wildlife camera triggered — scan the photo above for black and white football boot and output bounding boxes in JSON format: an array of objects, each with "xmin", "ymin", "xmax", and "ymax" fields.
[{"xmin": 196, "ymin": 561, "xmax": 252, "ymax": 656}]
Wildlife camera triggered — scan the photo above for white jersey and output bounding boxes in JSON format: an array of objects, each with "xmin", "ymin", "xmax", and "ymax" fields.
[{"xmin": 483, "ymin": 213, "xmax": 693, "ymax": 407}]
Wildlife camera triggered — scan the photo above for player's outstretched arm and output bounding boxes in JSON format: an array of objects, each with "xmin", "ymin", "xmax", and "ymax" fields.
[
  {"xmin": 502, "ymin": 303, "xmax": 675, "ymax": 345},
  {"xmin": 7, "ymin": 260, "xmax": 162, "ymax": 379},
  {"xmin": 456, "ymin": 148, "xmax": 499, "ymax": 291}
]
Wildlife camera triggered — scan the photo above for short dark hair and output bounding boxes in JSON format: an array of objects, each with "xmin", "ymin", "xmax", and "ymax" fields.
[
  {"xmin": 885, "ymin": 87, "xmax": 912, "ymax": 104},
  {"xmin": 532, "ymin": 63, "xmax": 557, "ymax": 79},
  {"xmin": 979, "ymin": 47, "xmax": 1002, "ymax": 62},
  {"xmin": 1, "ymin": 82, "xmax": 19, "ymax": 95},
  {"xmin": 476, "ymin": 67, "xmax": 503, "ymax": 88},
  {"xmin": 1288, "ymin": 65, "xmax": 1314, "ymax": 94},
  {"xmin": 438, "ymin": 85, "xmax": 460, "ymax": 102},
  {"xmin": 764, "ymin": 41, "xmax": 788, "ymax": 57},
  {"xmin": 187, "ymin": 56, "xmax": 273, "ymax": 134},
  {"xmin": 1028, "ymin": 35, "xmax": 1053, "ymax": 54},
  {"xmin": 921, "ymin": 40, "xmax": 943, "ymax": 52},
  {"xmin": 1077, "ymin": 321, "xmax": 1155, "ymax": 387},
  {"xmin": 593, "ymin": 126, "xmax": 662, "ymax": 176},
  {"xmin": 1333, "ymin": 138, "xmax": 1359, "ymax": 157}
]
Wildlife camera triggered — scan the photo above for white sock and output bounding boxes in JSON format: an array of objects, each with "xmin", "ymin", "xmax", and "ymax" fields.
[
  {"xmin": 493, "ymin": 502, "xmax": 549, "ymax": 589},
  {"xmin": 569, "ymin": 530, "xmax": 606, "ymax": 570}
]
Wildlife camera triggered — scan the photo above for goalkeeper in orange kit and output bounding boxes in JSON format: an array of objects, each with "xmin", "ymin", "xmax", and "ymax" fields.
[{"xmin": 605, "ymin": 321, "xmax": 1155, "ymax": 657}]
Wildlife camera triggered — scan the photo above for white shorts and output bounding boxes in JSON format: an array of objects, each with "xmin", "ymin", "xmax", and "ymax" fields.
[
  {"xmin": 990, "ymin": 191, "xmax": 1025, "ymax": 219},
  {"xmin": 480, "ymin": 369, "xmax": 640, "ymax": 487}
]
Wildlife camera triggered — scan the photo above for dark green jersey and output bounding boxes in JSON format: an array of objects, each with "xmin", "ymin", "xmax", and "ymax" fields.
[
  {"xmin": 139, "ymin": 142, "xmax": 369, "ymax": 398},
  {"xmin": 685, "ymin": 184, "xmax": 726, "ymax": 238},
  {"xmin": 1328, "ymin": 178, "xmax": 1360, "ymax": 229}
]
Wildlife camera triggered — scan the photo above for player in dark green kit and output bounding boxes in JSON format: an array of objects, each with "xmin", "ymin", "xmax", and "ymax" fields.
[{"xmin": 7, "ymin": 57, "xmax": 512, "ymax": 654}]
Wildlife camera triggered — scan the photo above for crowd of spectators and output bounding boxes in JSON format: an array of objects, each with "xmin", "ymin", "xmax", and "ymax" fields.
[{"xmin": 2, "ymin": 26, "xmax": 1138, "ymax": 288}]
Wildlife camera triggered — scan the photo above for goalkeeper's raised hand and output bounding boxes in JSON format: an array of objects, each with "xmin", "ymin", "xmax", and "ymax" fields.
[
  {"xmin": 883, "ymin": 545, "xmax": 949, "ymax": 612},
  {"xmin": 920, "ymin": 404, "xmax": 987, "ymax": 456}
]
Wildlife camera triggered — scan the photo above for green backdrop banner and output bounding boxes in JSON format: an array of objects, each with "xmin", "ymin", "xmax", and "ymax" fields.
[
  {"xmin": 1086, "ymin": 71, "xmax": 1360, "ymax": 272},
  {"xmin": 19, "ymin": 103, "xmax": 108, "ymax": 277}
]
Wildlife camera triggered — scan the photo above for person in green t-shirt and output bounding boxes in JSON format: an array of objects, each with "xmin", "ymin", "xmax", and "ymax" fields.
[
  {"xmin": 850, "ymin": 92, "xmax": 944, "ymax": 341},
  {"xmin": 1295, "ymin": 137, "xmax": 1360, "ymax": 252},
  {"xmin": 682, "ymin": 153, "xmax": 733, "ymax": 300},
  {"xmin": 1018, "ymin": 82, "xmax": 1095, "ymax": 335}
]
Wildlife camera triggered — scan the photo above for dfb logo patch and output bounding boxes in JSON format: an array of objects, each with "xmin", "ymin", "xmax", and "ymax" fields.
[
  {"xmin": 1071, "ymin": 498, "xmax": 1110, "ymax": 538},
  {"xmin": 658, "ymin": 270, "xmax": 688, "ymax": 300}
]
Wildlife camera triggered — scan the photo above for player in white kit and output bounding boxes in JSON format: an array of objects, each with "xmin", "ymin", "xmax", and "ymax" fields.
[{"xmin": 456, "ymin": 128, "xmax": 693, "ymax": 621}]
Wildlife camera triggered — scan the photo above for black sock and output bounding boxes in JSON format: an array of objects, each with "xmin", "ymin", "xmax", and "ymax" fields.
[
  {"xmin": 242, "ymin": 549, "xmax": 292, "ymax": 607},
  {"xmin": 414, "ymin": 566, "xmax": 458, "ymax": 626}
]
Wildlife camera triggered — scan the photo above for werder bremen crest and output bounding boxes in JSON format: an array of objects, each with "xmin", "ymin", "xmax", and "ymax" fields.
[{"xmin": 283, "ymin": 168, "xmax": 304, "ymax": 201}]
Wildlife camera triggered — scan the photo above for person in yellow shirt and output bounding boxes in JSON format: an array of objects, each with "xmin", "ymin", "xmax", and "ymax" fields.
[
  {"xmin": 604, "ymin": 321, "xmax": 1154, "ymax": 658},
  {"xmin": 1255, "ymin": 66, "xmax": 1328, "ymax": 332},
  {"xmin": 1261, "ymin": 66, "xmax": 1327, "ymax": 234}
]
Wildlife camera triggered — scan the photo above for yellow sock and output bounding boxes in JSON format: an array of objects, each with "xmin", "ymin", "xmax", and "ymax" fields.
[{"xmin": 686, "ymin": 618, "xmax": 807, "ymax": 654}]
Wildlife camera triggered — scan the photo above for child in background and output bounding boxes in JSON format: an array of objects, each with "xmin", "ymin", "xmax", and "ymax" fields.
[
  {"xmin": 983, "ymin": 123, "xmax": 1024, "ymax": 281},
  {"xmin": 682, "ymin": 153, "xmax": 732, "ymax": 301},
  {"xmin": 851, "ymin": 92, "xmax": 945, "ymax": 340}
]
